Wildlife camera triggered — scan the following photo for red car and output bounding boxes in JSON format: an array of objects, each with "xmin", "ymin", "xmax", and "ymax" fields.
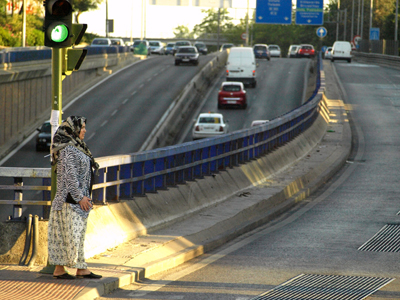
[
  {"xmin": 296, "ymin": 44, "xmax": 315, "ymax": 58},
  {"xmin": 218, "ymin": 82, "xmax": 247, "ymax": 109}
]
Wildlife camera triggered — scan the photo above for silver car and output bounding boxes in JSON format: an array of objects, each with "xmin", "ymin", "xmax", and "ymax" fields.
[
  {"xmin": 149, "ymin": 41, "xmax": 165, "ymax": 55},
  {"xmin": 174, "ymin": 46, "xmax": 199, "ymax": 66},
  {"xmin": 268, "ymin": 45, "xmax": 281, "ymax": 57}
]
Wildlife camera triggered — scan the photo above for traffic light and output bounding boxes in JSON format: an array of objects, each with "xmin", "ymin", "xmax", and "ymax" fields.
[
  {"xmin": 62, "ymin": 24, "xmax": 88, "ymax": 76},
  {"xmin": 44, "ymin": 0, "xmax": 73, "ymax": 48}
]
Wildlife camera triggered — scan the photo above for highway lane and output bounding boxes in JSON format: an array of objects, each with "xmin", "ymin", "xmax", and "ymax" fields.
[
  {"xmin": 179, "ymin": 57, "xmax": 309, "ymax": 142},
  {"xmin": 97, "ymin": 61, "xmax": 400, "ymax": 300}
]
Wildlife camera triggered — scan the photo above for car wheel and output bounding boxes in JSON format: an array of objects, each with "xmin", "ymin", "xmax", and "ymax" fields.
[
  {"xmin": 252, "ymin": 81, "xmax": 257, "ymax": 88},
  {"xmin": 348, "ymin": 59, "xmax": 351, "ymax": 63},
  {"xmin": 175, "ymin": 61, "xmax": 180, "ymax": 66},
  {"xmin": 218, "ymin": 103, "xmax": 222, "ymax": 109},
  {"xmin": 331, "ymin": 58, "xmax": 334, "ymax": 62},
  {"xmin": 242, "ymin": 103, "xmax": 247, "ymax": 109}
]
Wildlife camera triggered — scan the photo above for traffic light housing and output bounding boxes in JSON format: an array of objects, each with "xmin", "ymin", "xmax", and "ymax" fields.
[
  {"xmin": 62, "ymin": 24, "xmax": 88, "ymax": 76},
  {"xmin": 44, "ymin": 0, "xmax": 73, "ymax": 48}
]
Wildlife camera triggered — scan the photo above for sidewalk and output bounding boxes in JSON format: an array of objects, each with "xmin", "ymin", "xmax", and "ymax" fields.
[{"xmin": 0, "ymin": 60, "xmax": 351, "ymax": 300}]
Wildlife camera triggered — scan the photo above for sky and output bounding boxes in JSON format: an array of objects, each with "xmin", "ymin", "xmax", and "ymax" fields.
[{"xmin": 79, "ymin": 0, "xmax": 257, "ymax": 40}]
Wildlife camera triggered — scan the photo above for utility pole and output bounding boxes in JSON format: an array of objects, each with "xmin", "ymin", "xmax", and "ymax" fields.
[
  {"xmin": 369, "ymin": 0, "xmax": 373, "ymax": 40},
  {"xmin": 245, "ymin": 0, "xmax": 249, "ymax": 46},
  {"xmin": 22, "ymin": 0, "xmax": 26, "ymax": 46}
]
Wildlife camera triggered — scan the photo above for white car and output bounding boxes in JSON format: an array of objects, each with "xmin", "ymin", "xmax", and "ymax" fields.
[
  {"xmin": 251, "ymin": 120, "xmax": 269, "ymax": 127},
  {"xmin": 192, "ymin": 113, "xmax": 229, "ymax": 140},
  {"xmin": 268, "ymin": 45, "xmax": 281, "ymax": 57},
  {"xmin": 324, "ymin": 47, "xmax": 333, "ymax": 59},
  {"xmin": 149, "ymin": 41, "xmax": 165, "ymax": 55}
]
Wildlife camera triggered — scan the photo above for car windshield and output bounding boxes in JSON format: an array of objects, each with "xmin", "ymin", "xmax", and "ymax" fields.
[
  {"xmin": 40, "ymin": 123, "xmax": 51, "ymax": 133},
  {"xmin": 178, "ymin": 47, "xmax": 196, "ymax": 53},
  {"xmin": 302, "ymin": 46, "xmax": 313, "ymax": 50},
  {"xmin": 199, "ymin": 117, "xmax": 221, "ymax": 124},
  {"xmin": 223, "ymin": 44, "xmax": 233, "ymax": 49},
  {"xmin": 176, "ymin": 42, "xmax": 190, "ymax": 46},
  {"xmin": 291, "ymin": 47, "xmax": 298, "ymax": 51},
  {"xmin": 269, "ymin": 46, "xmax": 279, "ymax": 50},
  {"xmin": 167, "ymin": 43, "xmax": 175, "ymax": 47},
  {"xmin": 149, "ymin": 42, "xmax": 160, "ymax": 46},
  {"xmin": 195, "ymin": 44, "xmax": 205, "ymax": 48},
  {"xmin": 92, "ymin": 39, "xmax": 108, "ymax": 45},
  {"xmin": 134, "ymin": 41, "xmax": 145, "ymax": 46},
  {"xmin": 223, "ymin": 85, "xmax": 241, "ymax": 92},
  {"xmin": 254, "ymin": 46, "xmax": 266, "ymax": 51}
]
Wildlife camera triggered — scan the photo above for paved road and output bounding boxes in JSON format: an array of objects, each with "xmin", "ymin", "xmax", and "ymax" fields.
[{"xmin": 96, "ymin": 60, "xmax": 400, "ymax": 300}]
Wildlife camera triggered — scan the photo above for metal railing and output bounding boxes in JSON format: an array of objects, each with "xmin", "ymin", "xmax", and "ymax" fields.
[{"xmin": 0, "ymin": 55, "xmax": 323, "ymax": 220}]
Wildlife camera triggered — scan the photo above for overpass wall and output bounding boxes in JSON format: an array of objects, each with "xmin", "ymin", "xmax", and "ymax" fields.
[{"xmin": 0, "ymin": 51, "xmax": 140, "ymax": 160}]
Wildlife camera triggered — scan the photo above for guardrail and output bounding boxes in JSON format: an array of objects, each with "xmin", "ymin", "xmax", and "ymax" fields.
[
  {"xmin": 0, "ymin": 55, "xmax": 323, "ymax": 220},
  {"xmin": 0, "ymin": 45, "xmax": 132, "ymax": 64}
]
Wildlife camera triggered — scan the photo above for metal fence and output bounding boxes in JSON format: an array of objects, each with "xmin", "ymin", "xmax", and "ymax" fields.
[
  {"xmin": 0, "ymin": 55, "xmax": 323, "ymax": 220},
  {"xmin": 358, "ymin": 40, "xmax": 399, "ymax": 56}
]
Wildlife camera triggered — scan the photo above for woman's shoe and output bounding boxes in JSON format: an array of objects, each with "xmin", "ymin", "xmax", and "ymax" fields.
[
  {"xmin": 76, "ymin": 272, "xmax": 102, "ymax": 279},
  {"xmin": 53, "ymin": 273, "xmax": 76, "ymax": 279}
]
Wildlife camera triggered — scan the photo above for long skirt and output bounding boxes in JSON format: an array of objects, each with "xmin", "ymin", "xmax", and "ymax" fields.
[{"xmin": 48, "ymin": 203, "xmax": 88, "ymax": 269}]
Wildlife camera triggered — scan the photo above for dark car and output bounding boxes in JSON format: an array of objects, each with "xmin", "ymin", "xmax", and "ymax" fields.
[
  {"xmin": 175, "ymin": 46, "xmax": 199, "ymax": 66},
  {"xmin": 173, "ymin": 40, "xmax": 192, "ymax": 55},
  {"xmin": 194, "ymin": 42, "xmax": 208, "ymax": 55},
  {"xmin": 36, "ymin": 121, "xmax": 52, "ymax": 151},
  {"xmin": 296, "ymin": 44, "xmax": 315, "ymax": 58},
  {"xmin": 253, "ymin": 44, "xmax": 270, "ymax": 60}
]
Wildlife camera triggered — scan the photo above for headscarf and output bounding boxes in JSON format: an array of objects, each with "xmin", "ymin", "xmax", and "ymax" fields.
[{"xmin": 51, "ymin": 116, "xmax": 99, "ymax": 173}]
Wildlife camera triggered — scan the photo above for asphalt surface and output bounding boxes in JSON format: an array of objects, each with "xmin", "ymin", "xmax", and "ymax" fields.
[{"xmin": 0, "ymin": 58, "xmax": 355, "ymax": 300}]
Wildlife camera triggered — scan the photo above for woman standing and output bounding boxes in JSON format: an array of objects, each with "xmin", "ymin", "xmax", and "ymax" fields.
[{"xmin": 48, "ymin": 116, "xmax": 102, "ymax": 279}]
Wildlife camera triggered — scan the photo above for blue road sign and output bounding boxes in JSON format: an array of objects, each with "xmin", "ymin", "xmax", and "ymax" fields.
[
  {"xmin": 370, "ymin": 28, "xmax": 380, "ymax": 40},
  {"xmin": 256, "ymin": 0, "xmax": 292, "ymax": 25},
  {"xmin": 295, "ymin": 0, "xmax": 323, "ymax": 25},
  {"xmin": 316, "ymin": 26, "xmax": 327, "ymax": 38}
]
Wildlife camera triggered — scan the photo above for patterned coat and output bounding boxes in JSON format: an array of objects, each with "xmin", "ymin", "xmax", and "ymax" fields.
[{"xmin": 51, "ymin": 145, "xmax": 92, "ymax": 218}]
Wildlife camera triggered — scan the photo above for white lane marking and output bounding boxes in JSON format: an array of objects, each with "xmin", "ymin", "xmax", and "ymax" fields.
[
  {"xmin": 100, "ymin": 120, "xmax": 108, "ymax": 127},
  {"xmin": 147, "ymin": 78, "xmax": 152, "ymax": 82},
  {"xmin": 122, "ymin": 98, "xmax": 129, "ymax": 104},
  {"xmin": 111, "ymin": 109, "xmax": 118, "ymax": 116},
  {"xmin": 131, "ymin": 90, "xmax": 137, "ymax": 96},
  {"xmin": 139, "ymin": 83, "xmax": 144, "ymax": 89},
  {"xmin": 87, "ymin": 132, "xmax": 95, "ymax": 141}
]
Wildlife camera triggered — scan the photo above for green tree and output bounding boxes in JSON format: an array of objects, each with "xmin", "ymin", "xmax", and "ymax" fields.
[
  {"xmin": 73, "ymin": 0, "xmax": 104, "ymax": 24},
  {"xmin": 192, "ymin": 8, "xmax": 234, "ymax": 38},
  {"xmin": 173, "ymin": 25, "xmax": 194, "ymax": 39}
]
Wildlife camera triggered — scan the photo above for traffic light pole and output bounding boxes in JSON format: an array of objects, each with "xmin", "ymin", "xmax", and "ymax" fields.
[{"xmin": 41, "ymin": 48, "xmax": 62, "ymax": 275}]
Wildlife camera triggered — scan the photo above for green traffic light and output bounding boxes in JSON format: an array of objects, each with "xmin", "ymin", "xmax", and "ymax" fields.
[{"xmin": 51, "ymin": 24, "xmax": 69, "ymax": 43}]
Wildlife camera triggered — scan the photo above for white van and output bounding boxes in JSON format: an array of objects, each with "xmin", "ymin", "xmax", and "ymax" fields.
[
  {"xmin": 331, "ymin": 41, "xmax": 352, "ymax": 63},
  {"xmin": 226, "ymin": 47, "xmax": 257, "ymax": 88}
]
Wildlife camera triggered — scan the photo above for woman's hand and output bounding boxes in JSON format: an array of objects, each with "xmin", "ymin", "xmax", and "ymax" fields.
[{"xmin": 79, "ymin": 196, "xmax": 93, "ymax": 211}]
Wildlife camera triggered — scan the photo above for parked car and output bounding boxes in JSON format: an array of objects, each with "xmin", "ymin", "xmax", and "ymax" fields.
[
  {"xmin": 296, "ymin": 44, "xmax": 315, "ymax": 58},
  {"xmin": 36, "ymin": 121, "xmax": 52, "ymax": 151},
  {"xmin": 331, "ymin": 41, "xmax": 352, "ymax": 63},
  {"xmin": 110, "ymin": 38, "xmax": 125, "ymax": 46},
  {"xmin": 251, "ymin": 120, "xmax": 269, "ymax": 127},
  {"xmin": 324, "ymin": 47, "xmax": 333, "ymax": 59},
  {"xmin": 165, "ymin": 42, "xmax": 175, "ymax": 55},
  {"xmin": 149, "ymin": 41, "xmax": 165, "ymax": 55},
  {"xmin": 220, "ymin": 43, "xmax": 234, "ymax": 51},
  {"xmin": 192, "ymin": 112, "xmax": 229, "ymax": 140},
  {"xmin": 173, "ymin": 40, "xmax": 192, "ymax": 54},
  {"xmin": 194, "ymin": 42, "xmax": 208, "ymax": 55},
  {"xmin": 253, "ymin": 44, "xmax": 270, "ymax": 60},
  {"xmin": 218, "ymin": 81, "xmax": 247, "ymax": 109},
  {"xmin": 90, "ymin": 38, "xmax": 112, "ymax": 47},
  {"xmin": 132, "ymin": 40, "xmax": 151, "ymax": 55},
  {"xmin": 287, "ymin": 45, "xmax": 300, "ymax": 58},
  {"xmin": 268, "ymin": 45, "xmax": 281, "ymax": 57},
  {"xmin": 175, "ymin": 46, "xmax": 199, "ymax": 66}
]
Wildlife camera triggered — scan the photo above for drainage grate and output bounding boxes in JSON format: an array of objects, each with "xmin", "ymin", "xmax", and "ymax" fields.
[
  {"xmin": 358, "ymin": 224, "xmax": 400, "ymax": 252},
  {"xmin": 251, "ymin": 274, "xmax": 394, "ymax": 300}
]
